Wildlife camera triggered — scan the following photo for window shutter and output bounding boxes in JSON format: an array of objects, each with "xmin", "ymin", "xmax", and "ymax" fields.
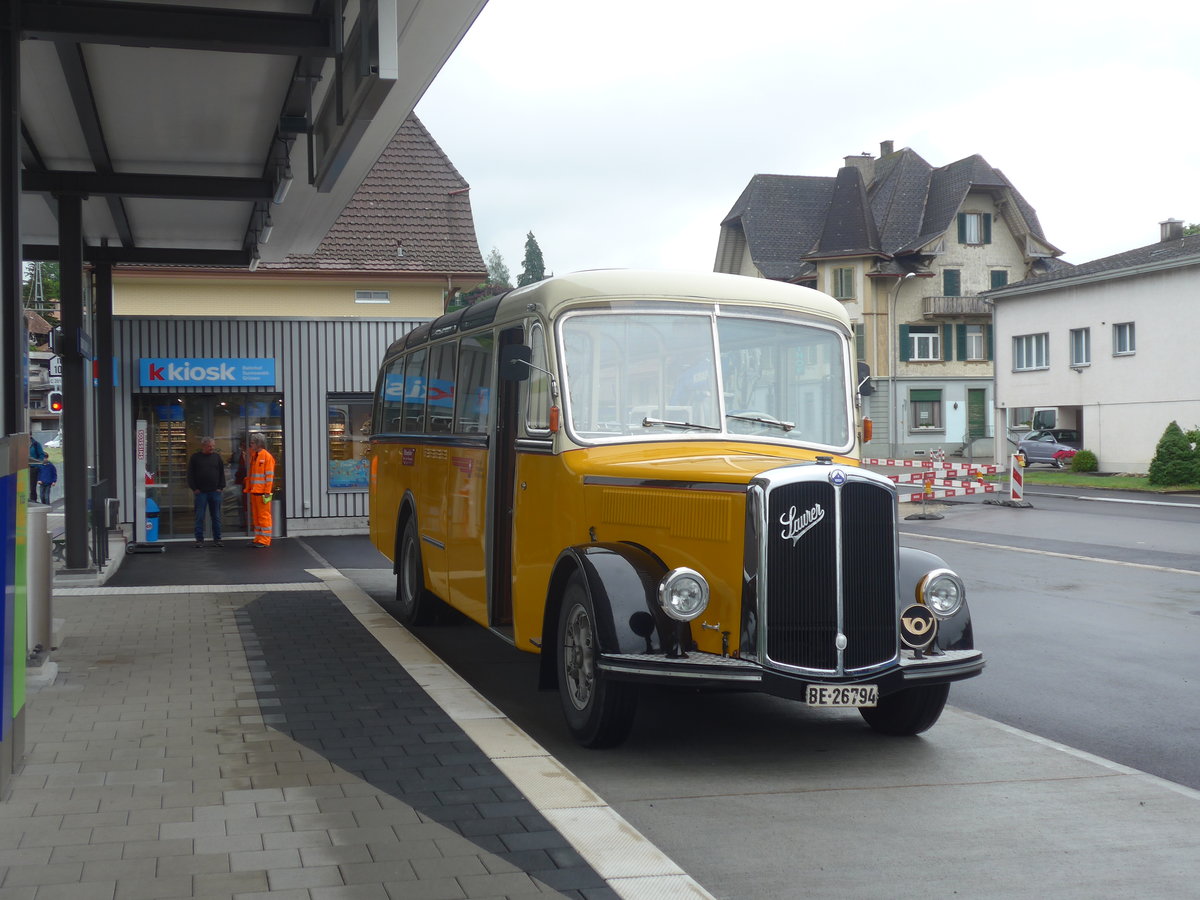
[
  {"xmin": 942, "ymin": 325, "xmax": 953, "ymax": 360},
  {"xmin": 957, "ymin": 213, "xmax": 966, "ymax": 243},
  {"xmin": 943, "ymin": 269, "xmax": 961, "ymax": 297},
  {"xmin": 985, "ymin": 325, "xmax": 994, "ymax": 361},
  {"xmin": 899, "ymin": 325, "xmax": 910, "ymax": 362},
  {"xmin": 956, "ymin": 324, "xmax": 967, "ymax": 360},
  {"xmin": 982, "ymin": 213, "xmax": 992, "ymax": 244},
  {"xmin": 990, "ymin": 269, "xmax": 1008, "ymax": 289},
  {"xmin": 910, "ymin": 389, "xmax": 941, "ymax": 402}
]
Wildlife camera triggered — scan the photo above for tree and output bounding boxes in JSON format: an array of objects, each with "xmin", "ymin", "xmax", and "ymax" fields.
[
  {"xmin": 517, "ymin": 231, "xmax": 546, "ymax": 287},
  {"xmin": 1147, "ymin": 420, "xmax": 1199, "ymax": 486},
  {"xmin": 485, "ymin": 247, "xmax": 512, "ymax": 289},
  {"xmin": 1185, "ymin": 223, "xmax": 1200, "ymax": 236}
]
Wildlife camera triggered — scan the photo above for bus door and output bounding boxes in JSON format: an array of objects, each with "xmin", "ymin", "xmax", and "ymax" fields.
[
  {"xmin": 489, "ymin": 326, "xmax": 524, "ymax": 628},
  {"xmin": 445, "ymin": 333, "xmax": 492, "ymax": 626}
]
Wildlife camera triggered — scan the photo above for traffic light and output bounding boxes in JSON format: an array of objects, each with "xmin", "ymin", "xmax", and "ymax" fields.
[{"xmin": 47, "ymin": 391, "xmax": 63, "ymax": 413}]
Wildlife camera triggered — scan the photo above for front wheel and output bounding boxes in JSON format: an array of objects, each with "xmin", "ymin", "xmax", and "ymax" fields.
[
  {"xmin": 395, "ymin": 517, "xmax": 436, "ymax": 626},
  {"xmin": 1052, "ymin": 455, "xmax": 1067, "ymax": 469},
  {"xmin": 859, "ymin": 683, "xmax": 949, "ymax": 736},
  {"xmin": 557, "ymin": 573, "xmax": 637, "ymax": 748}
]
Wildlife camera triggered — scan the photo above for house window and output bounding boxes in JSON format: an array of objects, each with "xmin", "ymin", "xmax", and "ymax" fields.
[
  {"xmin": 909, "ymin": 326, "xmax": 941, "ymax": 361},
  {"xmin": 910, "ymin": 389, "xmax": 943, "ymax": 431},
  {"xmin": 1114, "ymin": 322, "xmax": 1136, "ymax": 355},
  {"xmin": 832, "ymin": 267, "xmax": 855, "ymax": 300},
  {"xmin": 990, "ymin": 270, "xmax": 1009, "ymax": 289},
  {"xmin": 965, "ymin": 325, "xmax": 986, "ymax": 361},
  {"xmin": 355, "ymin": 290, "xmax": 391, "ymax": 304},
  {"xmin": 942, "ymin": 269, "xmax": 961, "ymax": 297},
  {"xmin": 1070, "ymin": 328, "xmax": 1091, "ymax": 367},
  {"xmin": 957, "ymin": 212, "xmax": 992, "ymax": 245},
  {"xmin": 1013, "ymin": 333, "xmax": 1049, "ymax": 371},
  {"xmin": 853, "ymin": 322, "xmax": 866, "ymax": 361}
]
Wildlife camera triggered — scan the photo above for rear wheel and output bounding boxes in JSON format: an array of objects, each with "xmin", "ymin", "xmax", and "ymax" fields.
[
  {"xmin": 395, "ymin": 518, "xmax": 436, "ymax": 626},
  {"xmin": 557, "ymin": 572, "xmax": 637, "ymax": 748},
  {"xmin": 859, "ymin": 683, "xmax": 949, "ymax": 736}
]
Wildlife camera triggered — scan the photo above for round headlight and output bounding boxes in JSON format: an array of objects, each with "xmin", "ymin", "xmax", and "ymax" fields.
[
  {"xmin": 921, "ymin": 569, "xmax": 964, "ymax": 617},
  {"xmin": 658, "ymin": 568, "xmax": 710, "ymax": 622}
]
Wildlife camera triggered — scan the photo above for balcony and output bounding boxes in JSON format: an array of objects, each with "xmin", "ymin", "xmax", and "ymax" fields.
[{"xmin": 922, "ymin": 295, "xmax": 991, "ymax": 318}]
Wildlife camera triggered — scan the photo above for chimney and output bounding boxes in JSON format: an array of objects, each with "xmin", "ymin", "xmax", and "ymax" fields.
[
  {"xmin": 843, "ymin": 152, "xmax": 875, "ymax": 183},
  {"xmin": 1160, "ymin": 218, "xmax": 1184, "ymax": 242},
  {"xmin": 880, "ymin": 140, "xmax": 894, "ymax": 157}
]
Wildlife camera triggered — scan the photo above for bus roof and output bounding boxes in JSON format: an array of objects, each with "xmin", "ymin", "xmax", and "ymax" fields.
[{"xmin": 387, "ymin": 269, "xmax": 850, "ymax": 356}]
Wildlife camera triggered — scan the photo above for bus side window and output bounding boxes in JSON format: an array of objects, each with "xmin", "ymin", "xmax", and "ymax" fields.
[
  {"xmin": 379, "ymin": 357, "xmax": 406, "ymax": 434},
  {"xmin": 402, "ymin": 348, "xmax": 428, "ymax": 433},
  {"xmin": 427, "ymin": 342, "xmax": 458, "ymax": 434},
  {"xmin": 525, "ymin": 321, "xmax": 550, "ymax": 432},
  {"xmin": 455, "ymin": 334, "xmax": 493, "ymax": 433}
]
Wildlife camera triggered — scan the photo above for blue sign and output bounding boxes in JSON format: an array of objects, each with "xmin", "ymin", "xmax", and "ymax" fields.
[{"xmin": 139, "ymin": 358, "xmax": 276, "ymax": 387}]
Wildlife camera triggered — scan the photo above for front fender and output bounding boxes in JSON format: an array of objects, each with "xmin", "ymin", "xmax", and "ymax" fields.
[
  {"xmin": 898, "ymin": 546, "xmax": 974, "ymax": 651},
  {"xmin": 538, "ymin": 543, "xmax": 672, "ymax": 690}
]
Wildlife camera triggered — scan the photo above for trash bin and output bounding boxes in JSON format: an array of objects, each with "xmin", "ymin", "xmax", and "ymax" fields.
[{"xmin": 145, "ymin": 497, "xmax": 160, "ymax": 542}]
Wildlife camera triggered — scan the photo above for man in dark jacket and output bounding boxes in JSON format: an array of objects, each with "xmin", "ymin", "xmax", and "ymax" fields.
[{"xmin": 187, "ymin": 436, "xmax": 226, "ymax": 547}]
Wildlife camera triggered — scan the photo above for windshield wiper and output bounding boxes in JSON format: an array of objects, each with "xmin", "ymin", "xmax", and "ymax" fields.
[
  {"xmin": 641, "ymin": 417, "xmax": 721, "ymax": 432},
  {"xmin": 725, "ymin": 413, "xmax": 795, "ymax": 432}
]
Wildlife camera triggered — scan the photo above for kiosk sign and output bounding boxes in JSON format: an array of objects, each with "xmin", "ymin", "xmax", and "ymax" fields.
[{"xmin": 138, "ymin": 358, "xmax": 276, "ymax": 387}]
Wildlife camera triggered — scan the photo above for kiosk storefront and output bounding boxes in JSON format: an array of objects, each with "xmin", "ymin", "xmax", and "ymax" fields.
[{"xmin": 114, "ymin": 316, "xmax": 418, "ymax": 539}]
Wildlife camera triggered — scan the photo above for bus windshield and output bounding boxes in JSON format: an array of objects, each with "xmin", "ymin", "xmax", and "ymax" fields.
[{"xmin": 560, "ymin": 309, "xmax": 851, "ymax": 448}]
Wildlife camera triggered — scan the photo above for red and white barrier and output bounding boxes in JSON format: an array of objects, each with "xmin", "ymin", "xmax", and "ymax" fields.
[
  {"xmin": 886, "ymin": 465, "xmax": 998, "ymax": 482},
  {"xmin": 1010, "ymin": 453, "xmax": 1024, "ymax": 502}
]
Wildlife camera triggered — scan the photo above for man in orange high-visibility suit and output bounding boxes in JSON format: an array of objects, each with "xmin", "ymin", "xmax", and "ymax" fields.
[{"xmin": 244, "ymin": 432, "xmax": 276, "ymax": 548}]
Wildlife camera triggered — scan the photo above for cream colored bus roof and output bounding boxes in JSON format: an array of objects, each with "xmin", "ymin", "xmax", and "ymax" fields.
[{"xmin": 501, "ymin": 269, "xmax": 850, "ymax": 328}]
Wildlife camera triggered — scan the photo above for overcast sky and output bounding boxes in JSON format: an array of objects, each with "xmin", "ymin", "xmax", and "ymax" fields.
[{"xmin": 416, "ymin": 0, "xmax": 1200, "ymax": 280}]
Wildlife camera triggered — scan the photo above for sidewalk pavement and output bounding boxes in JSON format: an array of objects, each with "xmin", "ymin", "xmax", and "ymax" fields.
[{"xmin": 6, "ymin": 537, "xmax": 707, "ymax": 900}]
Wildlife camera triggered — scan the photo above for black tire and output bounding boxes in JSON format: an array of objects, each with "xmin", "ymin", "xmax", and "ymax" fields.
[
  {"xmin": 859, "ymin": 683, "xmax": 950, "ymax": 736},
  {"xmin": 1052, "ymin": 455, "xmax": 1066, "ymax": 469},
  {"xmin": 395, "ymin": 517, "xmax": 436, "ymax": 626},
  {"xmin": 557, "ymin": 572, "xmax": 637, "ymax": 748}
]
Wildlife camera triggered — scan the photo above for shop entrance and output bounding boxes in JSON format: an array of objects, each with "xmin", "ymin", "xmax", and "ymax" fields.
[{"xmin": 132, "ymin": 394, "xmax": 284, "ymax": 539}]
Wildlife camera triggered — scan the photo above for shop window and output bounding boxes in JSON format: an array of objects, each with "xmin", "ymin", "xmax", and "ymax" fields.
[
  {"xmin": 328, "ymin": 395, "xmax": 373, "ymax": 490},
  {"xmin": 455, "ymin": 334, "xmax": 494, "ymax": 433}
]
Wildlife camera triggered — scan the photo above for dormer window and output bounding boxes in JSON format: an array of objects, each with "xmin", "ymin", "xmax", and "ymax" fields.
[{"xmin": 957, "ymin": 212, "xmax": 992, "ymax": 245}]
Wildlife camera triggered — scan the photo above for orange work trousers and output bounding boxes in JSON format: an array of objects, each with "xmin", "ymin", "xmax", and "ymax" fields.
[{"xmin": 248, "ymin": 493, "xmax": 272, "ymax": 546}]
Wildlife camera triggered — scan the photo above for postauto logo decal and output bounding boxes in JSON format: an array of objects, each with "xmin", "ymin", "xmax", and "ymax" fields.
[{"xmin": 139, "ymin": 358, "xmax": 276, "ymax": 387}]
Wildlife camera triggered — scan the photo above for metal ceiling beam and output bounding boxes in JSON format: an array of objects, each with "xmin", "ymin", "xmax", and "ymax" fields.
[
  {"xmin": 23, "ymin": 244, "xmax": 252, "ymax": 267},
  {"xmin": 22, "ymin": 170, "xmax": 273, "ymax": 201},
  {"xmin": 55, "ymin": 42, "xmax": 134, "ymax": 247},
  {"xmin": 19, "ymin": 0, "xmax": 336, "ymax": 57}
]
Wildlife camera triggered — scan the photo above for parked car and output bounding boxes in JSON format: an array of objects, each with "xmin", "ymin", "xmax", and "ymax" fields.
[
  {"xmin": 1018, "ymin": 429, "xmax": 1081, "ymax": 468},
  {"xmin": 44, "ymin": 431, "xmax": 62, "ymax": 449}
]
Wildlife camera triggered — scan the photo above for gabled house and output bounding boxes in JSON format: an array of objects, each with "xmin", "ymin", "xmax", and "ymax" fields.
[
  {"xmin": 715, "ymin": 141, "xmax": 1065, "ymax": 458},
  {"xmin": 987, "ymin": 219, "xmax": 1200, "ymax": 473}
]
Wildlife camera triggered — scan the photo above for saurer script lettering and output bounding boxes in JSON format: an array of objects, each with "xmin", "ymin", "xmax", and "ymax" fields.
[{"xmin": 779, "ymin": 503, "xmax": 824, "ymax": 546}]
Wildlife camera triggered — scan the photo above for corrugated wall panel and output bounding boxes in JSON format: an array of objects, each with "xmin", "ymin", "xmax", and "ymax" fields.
[{"xmin": 114, "ymin": 316, "xmax": 417, "ymax": 529}]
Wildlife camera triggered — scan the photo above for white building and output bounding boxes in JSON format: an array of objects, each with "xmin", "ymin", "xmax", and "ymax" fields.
[{"xmin": 988, "ymin": 220, "xmax": 1200, "ymax": 472}]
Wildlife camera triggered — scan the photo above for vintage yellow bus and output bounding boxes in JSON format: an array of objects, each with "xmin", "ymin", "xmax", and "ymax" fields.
[{"xmin": 369, "ymin": 270, "xmax": 983, "ymax": 746}]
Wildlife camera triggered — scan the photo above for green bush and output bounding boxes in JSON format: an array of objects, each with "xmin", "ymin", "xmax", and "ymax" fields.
[
  {"xmin": 1147, "ymin": 421, "xmax": 1199, "ymax": 485},
  {"xmin": 1070, "ymin": 449, "xmax": 1098, "ymax": 472}
]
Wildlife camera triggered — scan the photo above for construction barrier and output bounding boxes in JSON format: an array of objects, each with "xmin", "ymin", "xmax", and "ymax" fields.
[
  {"xmin": 863, "ymin": 455, "xmax": 1001, "ymax": 502},
  {"xmin": 1010, "ymin": 453, "xmax": 1025, "ymax": 502}
]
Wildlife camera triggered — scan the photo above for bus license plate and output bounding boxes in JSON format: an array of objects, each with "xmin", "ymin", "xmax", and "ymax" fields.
[{"xmin": 805, "ymin": 685, "xmax": 878, "ymax": 707}]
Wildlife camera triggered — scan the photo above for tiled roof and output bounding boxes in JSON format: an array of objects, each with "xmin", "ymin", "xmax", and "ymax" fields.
[
  {"xmin": 720, "ymin": 174, "xmax": 835, "ymax": 280},
  {"xmin": 991, "ymin": 232, "xmax": 1200, "ymax": 293},
  {"xmin": 263, "ymin": 115, "xmax": 486, "ymax": 275},
  {"xmin": 723, "ymin": 146, "xmax": 1057, "ymax": 276}
]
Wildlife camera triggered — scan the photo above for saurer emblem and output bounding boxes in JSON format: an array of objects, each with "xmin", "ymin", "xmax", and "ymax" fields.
[{"xmin": 779, "ymin": 503, "xmax": 825, "ymax": 546}]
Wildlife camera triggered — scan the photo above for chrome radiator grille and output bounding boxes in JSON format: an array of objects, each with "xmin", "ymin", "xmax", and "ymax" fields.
[{"xmin": 762, "ymin": 472, "xmax": 898, "ymax": 672}]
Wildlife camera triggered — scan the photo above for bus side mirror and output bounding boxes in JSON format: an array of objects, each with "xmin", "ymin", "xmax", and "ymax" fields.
[
  {"xmin": 856, "ymin": 361, "xmax": 873, "ymax": 396},
  {"xmin": 499, "ymin": 344, "xmax": 532, "ymax": 382}
]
